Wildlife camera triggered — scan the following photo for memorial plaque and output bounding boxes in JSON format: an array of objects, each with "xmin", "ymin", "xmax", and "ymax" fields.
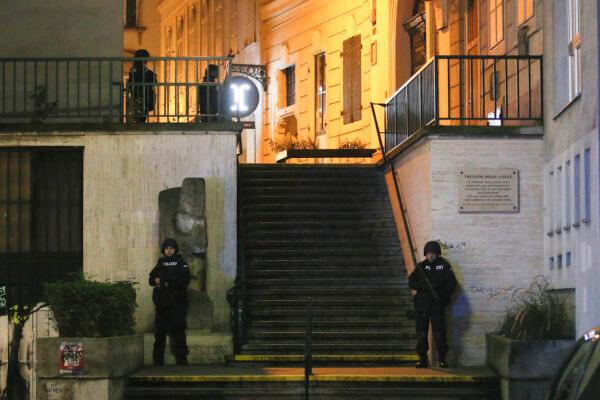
[{"xmin": 459, "ymin": 169, "xmax": 519, "ymax": 212}]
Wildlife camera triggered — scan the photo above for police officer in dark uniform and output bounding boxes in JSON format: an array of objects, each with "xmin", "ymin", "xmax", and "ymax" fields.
[
  {"xmin": 149, "ymin": 238, "xmax": 191, "ymax": 365},
  {"xmin": 408, "ymin": 241, "xmax": 457, "ymax": 368}
]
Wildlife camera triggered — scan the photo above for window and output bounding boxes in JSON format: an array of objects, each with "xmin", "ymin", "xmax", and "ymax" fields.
[
  {"xmin": 565, "ymin": 160, "xmax": 571, "ymax": 228},
  {"xmin": 200, "ymin": 0, "xmax": 209, "ymax": 55},
  {"xmin": 517, "ymin": 0, "xmax": 534, "ymax": 25},
  {"xmin": 574, "ymin": 154, "xmax": 581, "ymax": 223},
  {"xmin": 550, "ymin": 257, "xmax": 555, "ymax": 270},
  {"xmin": 0, "ymin": 148, "xmax": 83, "ymax": 306},
  {"xmin": 315, "ymin": 53, "xmax": 326, "ymax": 135},
  {"xmin": 177, "ymin": 17, "xmax": 185, "ymax": 57},
  {"xmin": 284, "ymin": 66, "xmax": 296, "ymax": 107},
  {"xmin": 557, "ymin": 166, "xmax": 563, "ymax": 230},
  {"xmin": 188, "ymin": 5, "xmax": 198, "ymax": 56},
  {"xmin": 125, "ymin": 0, "xmax": 138, "ymax": 28},
  {"xmin": 554, "ymin": 0, "xmax": 581, "ymax": 112},
  {"xmin": 557, "ymin": 254, "xmax": 563, "ymax": 269},
  {"xmin": 214, "ymin": 0, "xmax": 224, "ymax": 55},
  {"xmin": 568, "ymin": 0, "xmax": 582, "ymax": 101},
  {"xmin": 566, "ymin": 252, "xmax": 572, "ymax": 267},
  {"xmin": 245, "ymin": 1, "xmax": 256, "ymax": 46},
  {"xmin": 489, "ymin": 0, "xmax": 504, "ymax": 47},
  {"xmin": 343, "ymin": 35, "xmax": 362, "ymax": 124},
  {"xmin": 467, "ymin": 0, "xmax": 478, "ymax": 44},
  {"xmin": 230, "ymin": 0, "xmax": 239, "ymax": 55},
  {"xmin": 584, "ymin": 148, "xmax": 591, "ymax": 222}
]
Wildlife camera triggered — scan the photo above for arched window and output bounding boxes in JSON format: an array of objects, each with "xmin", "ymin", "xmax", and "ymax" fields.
[
  {"xmin": 177, "ymin": 17, "xmax": 185, "ymax": 57},
  {"xmin": 200, "ymin": 0, "xmax": 209, "ymax": 55},
  {"xmin": 403, "ymin": 0, "xmax": 426, "ymax": 74},
  {"xmin": 188, "ymin": 5, "xmax": 198, "ymax": 56}
]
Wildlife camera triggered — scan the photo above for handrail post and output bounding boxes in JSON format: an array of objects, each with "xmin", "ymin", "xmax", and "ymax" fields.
[{"xmin": 304, "ymin": 296, "xmax": 312, "ymax": 400}]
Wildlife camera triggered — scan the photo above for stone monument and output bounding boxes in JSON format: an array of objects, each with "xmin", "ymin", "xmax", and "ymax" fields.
[{"xmin": 159, "ymin": 178, "xmax": 213, "ymax": 330}]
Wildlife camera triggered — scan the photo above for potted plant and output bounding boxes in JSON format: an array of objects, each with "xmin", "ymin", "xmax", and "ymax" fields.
[
  {"xmin": 35, "ymin": 274, "xmax": 143, "ymax": 400},
  {"xmin": 486, "ymin": 276, "xmax": 575, "ymax": 400}
]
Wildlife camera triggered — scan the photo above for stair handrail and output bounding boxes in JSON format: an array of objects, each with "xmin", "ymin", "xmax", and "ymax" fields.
[
  {"xmin": 228, "ymin": 153, "xmax": 249, "ymax": 353},
  {"xmin": 304, "ymin": 296, "xmax": 313, "ymax": 400},
  {"xmin": 370, "ymin": 102, "xmax": 419, "ymax": 269}
]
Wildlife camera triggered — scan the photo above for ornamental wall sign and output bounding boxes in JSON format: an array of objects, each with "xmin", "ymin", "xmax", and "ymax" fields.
[{"xmin": 231, "ymin": 64, "xmax": 268, "ymax": 90}]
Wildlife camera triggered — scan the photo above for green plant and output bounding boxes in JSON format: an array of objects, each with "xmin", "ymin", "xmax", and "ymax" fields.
[
  {"xmin": 498, "ymin": 275, "xmax": 574, "ymax": 340},
  {"xmin": 269, "ymin": 136, "xmax": 318, "ymax": 152},
  {"xmin": 339, "ymin": 138, "xmax": 366, "ymax": 149},
  {"xmin": 44, "ymin": 273, "xmax": 137, "ymax": 337}
]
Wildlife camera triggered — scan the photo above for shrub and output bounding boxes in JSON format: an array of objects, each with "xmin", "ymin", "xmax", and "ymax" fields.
[
  {"xmin": 339, "ymin": 138, "xmax": 366, "ymax": 149},
  {"xmin": 498, "ymin": 276, "xmax": 574, "ymax": 340},
  {"xmin": 269, "ymin": 136, "xmax": 318, "ymax": 152},
  {"xmin": 44, "ymin": 273, "xmax": 137, "ymax": 337}
]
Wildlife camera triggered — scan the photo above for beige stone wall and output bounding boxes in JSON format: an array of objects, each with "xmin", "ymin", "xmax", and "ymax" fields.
[
  {"xmin": 387, "ymin": 131, "xmax": 544, "ymax": 365},
  {"xmin": 0, "ymin": 0, "xmax": 122, "ymax": 57},
  {"xmin": 0, "ymin": 131, "xmax": 238, "ymax": 333},
  {"xmin": 386, "ymin": 140, "xmax": 433, "ymax": 273}
]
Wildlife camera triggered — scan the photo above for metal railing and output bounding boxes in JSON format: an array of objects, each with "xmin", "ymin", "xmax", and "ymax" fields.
[
  {"xmin": 304, "ymin": 297, "xmax": 313, "ymax": 400},
  {"xmin": 0, "ymin": 56, "xmax": 233, "ymax": 124},
  {"xmin": 377, "ymin": 55, "xmax": 543, "ymax": 154}
]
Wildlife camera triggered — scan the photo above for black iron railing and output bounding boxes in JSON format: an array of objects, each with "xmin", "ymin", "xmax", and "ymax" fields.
[
  {"xmin": 376, "ymin": 55, "xmax": 543, "ymax": 154},
  {"xmin": 0, "ymin": 56, "xmax": 232, "ymax": 123},
  {"xmin": 304, "ymin": 296, "xmax": 313, "ymax": 400}
]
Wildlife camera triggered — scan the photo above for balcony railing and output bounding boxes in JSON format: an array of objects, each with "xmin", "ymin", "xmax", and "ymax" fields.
[
  {"xmin": 379, "ymin": 55, "xmax": 543, "ymax": 154},
  {"xmin": 0, "ymin": 56, "xmax": 233, "ymax": 124}
]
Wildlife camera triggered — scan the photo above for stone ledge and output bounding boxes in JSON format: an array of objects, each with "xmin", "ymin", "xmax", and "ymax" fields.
[
  {"xmin": 383, "ymin": 125, "xmax": 544, "ymax": 164},
  {"xmin": 143, "ymin": 331, "xmax": 233, "ymax": 365},
  {"xmin": 0, "ymin": 122, "xmax": 244, "ymax": 134}
]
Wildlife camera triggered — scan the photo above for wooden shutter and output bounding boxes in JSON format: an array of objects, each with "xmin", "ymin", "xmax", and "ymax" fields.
[{"xmin": 343, "ymin": 35, "xmax": 362, "ymax": 124}]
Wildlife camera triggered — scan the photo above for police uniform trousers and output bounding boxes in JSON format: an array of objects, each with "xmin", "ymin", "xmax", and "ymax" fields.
[
  {"xmin": 414, "ymin": 292, "xmax": 448, "ymax": 357},
  {"xmin": 153, "ymin": 301, "xmax": 189, "ymax": 363}
]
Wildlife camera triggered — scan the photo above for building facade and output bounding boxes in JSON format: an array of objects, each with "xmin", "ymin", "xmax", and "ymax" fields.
[{"xmin": 543, "ymin": 0, "xmax": 600, "ymax": 334}]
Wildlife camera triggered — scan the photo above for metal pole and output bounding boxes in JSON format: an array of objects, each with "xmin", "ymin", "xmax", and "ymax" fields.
[{"xmin": 304, "ymin": 296, "xmax": 312, "ymax": 400}]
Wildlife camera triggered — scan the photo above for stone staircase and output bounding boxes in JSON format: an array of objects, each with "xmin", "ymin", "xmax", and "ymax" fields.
[
  {"xmin": 238, "ymin": 164, "xmax": 415, "ymax": 359},
  {"xmin": 123, "ymin": 164, "xmax": 500, "ymax": 399}
]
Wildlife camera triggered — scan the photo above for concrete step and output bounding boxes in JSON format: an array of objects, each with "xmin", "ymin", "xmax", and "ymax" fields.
[
  {"xmin": 243, "ymin": 220, "xmax": 398, "ymax": 230},
  {"xmin": 241, "ymin": 202, "xmax": 393, "ymax": 212},
  {"xmin": 248, "ymin": 320, "xmax": 415, "ymax": 330},
  {"xmin": 247, "ymin": 298, "xmax": 412, "ymax": 308},
  {"xmin": 246, "ymin": 330, "xmax": 416, "ymax": 341},
  {"xmin": 245, "ymin": 240, "xmax": 400, "ymax": 250},
  {"xmin": 244, "ymin": 287, "xmax": 410, "ymax": 297},
  {"xmin": 240, "ymin": 343, "xmax": 416, "ymax": 354},
  {"xmin": 246, "ymin": 268, "xmax": 405, "ymax": 279},
  {"xmin": 240, "ymin": 178, "xmax": 387, "ymax": 188}
]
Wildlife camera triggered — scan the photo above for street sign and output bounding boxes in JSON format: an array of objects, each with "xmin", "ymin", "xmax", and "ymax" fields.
[{"xmin": 226, "ymin": 76, "xmax": 260, "ymax": 119}]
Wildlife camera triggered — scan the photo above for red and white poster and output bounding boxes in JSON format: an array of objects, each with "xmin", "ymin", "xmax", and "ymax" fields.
[{"xmin": 59, "ymin": 342, "xmax": 84, "ymax": 375}]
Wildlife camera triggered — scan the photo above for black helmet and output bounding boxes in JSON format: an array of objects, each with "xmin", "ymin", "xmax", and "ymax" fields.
[
  {"xmin": 161, "ymin": 238, "xmax": 179, "ymax": 254},
  {"xmin": 423, "ymin": 241, "xmax": 441, "ymax": 257},
  {"xmin": 134, "ymin": 49, "xmax": 150, "ymax": 57}
]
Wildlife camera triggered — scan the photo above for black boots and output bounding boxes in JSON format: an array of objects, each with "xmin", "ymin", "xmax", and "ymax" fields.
[
  {"xmin": 439, "ymin": 353, "xmax": 448, "ymax": 368},
  {"xmin": 415, "ymin": 354, "xmax": 449, "ymax": 368},
  {"xmin": 415, "ymin": 354, "xmax": 428, "ymax": 368}
]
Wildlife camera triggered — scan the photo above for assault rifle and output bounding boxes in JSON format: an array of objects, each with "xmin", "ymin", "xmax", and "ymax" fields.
[{"xmin": 415, "ymin": 263, "xmax": 442, "ymax": 302}]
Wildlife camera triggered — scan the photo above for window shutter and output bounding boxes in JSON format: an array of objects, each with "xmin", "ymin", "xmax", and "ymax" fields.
[
  {"xmin": 351, "ymin": 35, "xmax": 362, "ymax": 123},
  {"xmin": 343, "ymin": 35, "xmax": 362, "ymax": 124}
]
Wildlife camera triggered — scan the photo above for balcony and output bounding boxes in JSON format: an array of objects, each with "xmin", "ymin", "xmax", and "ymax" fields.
[
  {"xmin": 379, "ymin": 55, "xmax": 543, "ymax": 154},
  {"xmin": 0, "ymin": 56, "xmax": 244, "ymax": 127}
]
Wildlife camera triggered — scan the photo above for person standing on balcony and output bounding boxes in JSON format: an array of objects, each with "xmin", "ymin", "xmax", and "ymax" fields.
[
  {"xmin": 127, "ymin": 49, "xmax": 157, "ymax": 123},
  {"xmin": 408, "ymin": 241, "xmax": 457, "ymax": 368},
  {"xmin": 149, "ymin": 238, "xmax": 191, "ymax": 366},
  {"xmin": 197, "ymin": 64, "xmax": 220, "ymax": 122}
]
